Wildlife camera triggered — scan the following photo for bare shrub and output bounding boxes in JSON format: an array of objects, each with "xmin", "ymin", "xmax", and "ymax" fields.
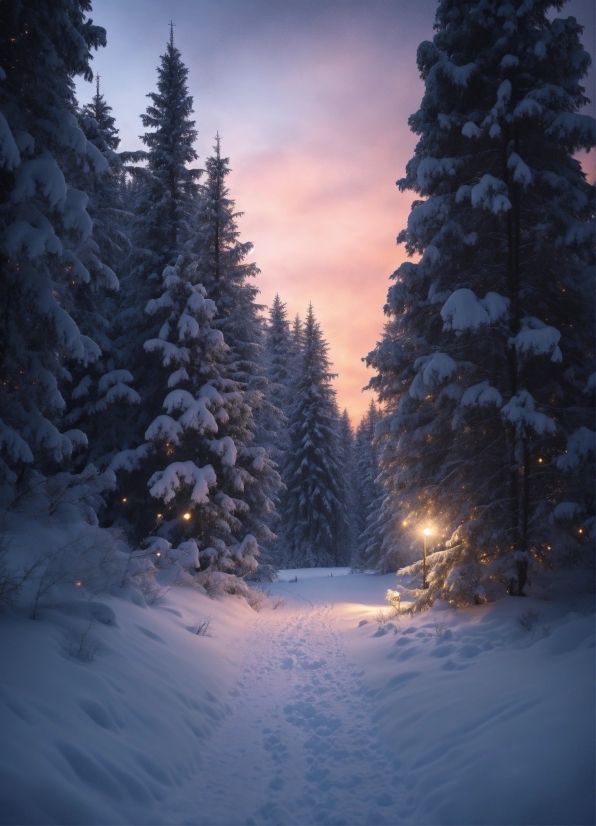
[
  {"xmin": 67, "ymin": 620, "xmax": 99, "ymax": 662},
  {"xmin": 517, "ymin": 608, "xmax": 540, "ymax": 632},
  {"xmin": 271, "ymin": 596, "xmax": 287, "ymax": 610},
  {"xmin": 29, "ymin": 529, "xmax": 126, "ymax": 618},
  {"xmin": 374, "ymin": 607, "xmax": 400, "ymax": 624},
  {"xmin": 433, "ymin": 619, "xmax": 446, "ymax": 639},
  {"xmin": 194, "ymin": 619, "xmax": 213, "ymax": 637},
  {"xmin": 245, "ymin": 586, "xmax": 270, "ymax": 612}
]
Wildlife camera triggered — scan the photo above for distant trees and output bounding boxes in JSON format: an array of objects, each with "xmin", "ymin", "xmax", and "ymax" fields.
[
  {"xmin": 351, "ymin": 402, "xmax": 384, "ymax": 571},
  {"xmin": 281, "ymin": 305, "xmax": 348, "ymax": 567},
  {"xmin": 367, "ymin": 0, "xmax": 595, "ymax": 607}
]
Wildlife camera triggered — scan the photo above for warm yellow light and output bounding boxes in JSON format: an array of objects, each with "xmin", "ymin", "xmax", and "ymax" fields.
[
  {"xmin": 423, "ymin": 528, "xmax": 432, "ymax": 536},
  {"xmin": 538, "ymin": 458, "xmax": 543, "ymax": 463},
  {"xmin": 402, "ymin": 520, "xmax": 408, "ymax": 527},
  {"xmin": 578, "ymin": 528, "xmax": 584, "ymax": 534},
  {"xmin": 157, "ymin": 513, "xmax": 163, "ymax": 519},
  {"xmin": 156, "ymin": 552, "xmax": 161, "ymax": 557},
  {"xmin": 122, "ymin": 497, "xmax": 127, "ymax": 503},
  {"xmin": 76, "ymin": 581, "xmax": 82, "ymax": 587},
  {"xmin": 183, "ymin": 512, "xmax": 191, "ymax": 520}
]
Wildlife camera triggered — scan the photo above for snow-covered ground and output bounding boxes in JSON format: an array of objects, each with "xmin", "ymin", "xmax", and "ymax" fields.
[{"xmin": 0, "ymin": 569, "xmax": 594, "ymax": 825}]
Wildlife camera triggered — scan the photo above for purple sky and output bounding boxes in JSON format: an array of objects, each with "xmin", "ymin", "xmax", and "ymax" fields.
[{"xmin": 77, "ymin": 0, "xmax": 595, "ymax": 423}]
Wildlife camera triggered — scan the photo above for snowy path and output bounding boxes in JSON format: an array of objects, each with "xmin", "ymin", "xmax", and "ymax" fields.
[
  {"xmin": 1, "ymin": 571, "xmax": 593, "ymax": 825},
  {"xmin": 167, "ymin": 598, "xmax": 404, "ymax": 826}
]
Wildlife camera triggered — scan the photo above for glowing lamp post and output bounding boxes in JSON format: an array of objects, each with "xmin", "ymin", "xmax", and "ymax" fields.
[{"xmin": 422, "ymin": 528, "xmax": 432, "ymax": 589}]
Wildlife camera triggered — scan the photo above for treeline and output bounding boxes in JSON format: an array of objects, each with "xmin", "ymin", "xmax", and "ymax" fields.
[{"xmin": 0, "ymin": 3, "xmax": 381, "ymax": 605}]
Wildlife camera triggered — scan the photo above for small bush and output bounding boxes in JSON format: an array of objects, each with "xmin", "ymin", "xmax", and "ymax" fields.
[
  {"xmin": 374, "ymin": 607, "xmax": 400, "ymax": 625},
  {"xmin": 271, "ymin": 597, "xmax": 286, "ymax": 610},
  {"xmin": 245, "ymin": 586, "xmax": 270, "ymax": 612}
]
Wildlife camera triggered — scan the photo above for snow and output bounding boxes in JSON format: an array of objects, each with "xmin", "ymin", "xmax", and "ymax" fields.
[
  {"xmin": 421, "ymin": 352, "xmax": 456, "ymax": 386},
  {"xmin": 507, "ymin": 152, "xmax": 532, "ymax": 186},
  {"xmin": 0, "ymin": 570, "xmax": 593, "ymax": 826},
  {"xmin": 148, "ymin": 461, "xmax": 217, "ymax": 505},
  {"xmin": 62, "ymin": 187, "xmax": 92, "ymax": 240},
  {"xmin": 4, "ymin": 218, "xmax": 62, "ymax": 258},
  {"xmin": 552, "ymin": 501, "xmax": 585, "ymax": 521},
  {"xmin": 461, "ymin": 121, "xmax": 480, "ymax": 139},
  {"xmin": 470, "ymin": 174, "xmax": 511, "ymax": 214},
  {"xmin": 460, "ymin": 381, "xmax": 502, "ymax": 408},
  {"xmin": 441, "ymin": 288, "xmax": 509, "ymax": 331},
  {"xmin": 0, "ymin": 556, "xmax": 595, "ymax": 824},
  {"xmin": 209, "ymin": 436, "xmax": 237, "ymax": 466},
  {"xmin": 556, "ymin": 427, "xmax": 596, "ymax": 471},
  {"xmin": 12, "ymin": 158, "xmax": 67, "ymax": 207},
  {"xmin": 501, "ymin": 389, "xmax": 556, "ymax": 436},
  {"xmin": 514, "ymin": 317, "xmax": 562, "ymax": 362},
  {"xmin": 0, "ymin": 420, "xmax": 34, "ymax": 464}
]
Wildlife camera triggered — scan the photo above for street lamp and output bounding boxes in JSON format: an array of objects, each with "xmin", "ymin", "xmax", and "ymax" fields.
[{"xmin": 422, "ymin": 528, "xmax": 432, "ymax": 589}]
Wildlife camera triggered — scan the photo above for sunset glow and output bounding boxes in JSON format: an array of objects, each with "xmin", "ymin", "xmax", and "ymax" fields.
[{"xmin": 77, "ymin": 0, "xmax": 594, "ymax": 422}]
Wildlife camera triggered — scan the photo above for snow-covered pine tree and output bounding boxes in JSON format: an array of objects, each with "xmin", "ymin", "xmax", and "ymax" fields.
[
  {"xmin": 336, "ymin": 408, "xmax": 358, "ymax": 562},
  {"xmin": 108, "ymin": 27, "xmax": 201, "ymax": 509},
  {"xmin": 131, "ymin": 24, "xmax": 200, "ymax": 281},
  {"xmin": 64, "ymin": 75, "xmax": 141, "ymax": 472},
  {"xmin": 108, "ymin": 245, "xmax": 273, "ymax": 579},
  {"xmin": 0, "ymin": 0, "xmax": 110, "ymax": 496},
  {"xmin": 282, "ymin": 305, "xmax": 347, "ymax": 567},
  {"xmin": 291, "ymin": 313, "xmax": 304, "ymax": 361},
  {"xmin": 80, "ymin": 74, "xmax": 119, "ymax": 150},
  {"xmin": 263, "ymin": 294, "xmax": 293, "ymax": 456},
  {"xmin": 351, "ymin": 400, "xmax": 385, "ymax": 570},
  {"xmin": 190, "ymin": 134, "xmax": 281, "ymax": 569},
  {"xmin": 194, "ymin": 135, "xmax": 264, "ymax": 392},
  {"xmin": 367, "ymin": 0, "xmax": 595, "ymax": 607}
]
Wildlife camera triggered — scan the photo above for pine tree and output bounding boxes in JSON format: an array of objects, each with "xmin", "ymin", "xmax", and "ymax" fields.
[
  {"xmin": 367, "ymin": 0, "xmax": 595, "ymax": 607},
  {"xmin": 109, "ymin": 248, "xmax": 271, "ymax": 578},
  {"xmin": 108, "ymin": 27, "xmax": 201, "ymax": 506},
  {"xmin": 337, "ymin": 408, "xmax": 357, "ymax": 562},
  {"xmin": 80, "ymin": 74, "xmax": 119, "ymax": 151},
  {"xmin": 190, "ymin": 135, "xmax": 281, "ymax": 570},
  {"xmin": 283, "ymin": 305, "xmax": 346, "ymax": 567},
  {"xmin": 132, "ymin": 24, "xmax": 200, "ymax": 279},
  {"xmin": 64, "ymin": 75, "xmax": 141, "ymax": 472},
  {"xmin": 0, "ymin": 0, "xmax": 109, "ymax": 496},
  {"xmin": 263, "ymin": 294, "xmax": 293, "ymax": 456},
  {"xmin": 352, "ymin": 401, "xmax": 385, "ymax": 570},
  {"xmin": 194, "ymin": 135, "xmax": 263, "ymax": 392}
]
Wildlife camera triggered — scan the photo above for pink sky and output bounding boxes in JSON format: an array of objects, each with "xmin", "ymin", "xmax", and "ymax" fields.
[{"xmin": 78, "ymin": 0, "xmax": 595, "ymax": 423}]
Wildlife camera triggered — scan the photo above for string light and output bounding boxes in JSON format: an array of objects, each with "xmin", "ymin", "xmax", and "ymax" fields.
[
  {"xmin": 183, "ymin": 512, "xmax": 191, "ymax": 520},
  {"xmin": 122, "ymin": 497, "xmax": 127, "ymax": 503}
]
